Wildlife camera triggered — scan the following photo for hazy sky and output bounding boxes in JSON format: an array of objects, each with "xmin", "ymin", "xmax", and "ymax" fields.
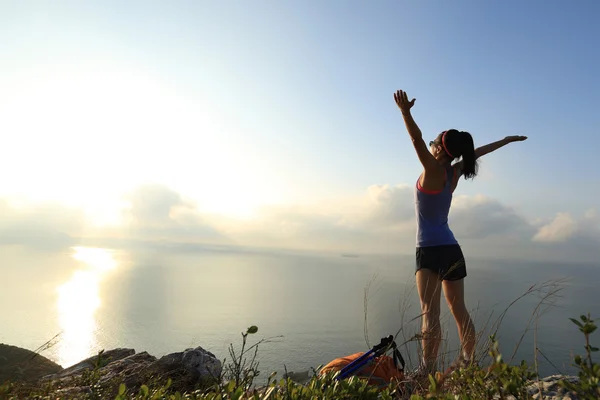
[{"xmin": 1, "ymin": 1, "xmax": 598, "ymax": 261}]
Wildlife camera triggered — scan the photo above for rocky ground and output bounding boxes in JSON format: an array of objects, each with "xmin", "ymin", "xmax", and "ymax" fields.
[
  {"xmin": 0, "ymin": 344, "xmax": 586, "ymax": 399},
  {"xmin": 1, "ymin": 343, "xmax": 222, "ymax": 397},
  {"xmin": 514, "ymin": 375, "xmax": 581, "ymax": 400}
]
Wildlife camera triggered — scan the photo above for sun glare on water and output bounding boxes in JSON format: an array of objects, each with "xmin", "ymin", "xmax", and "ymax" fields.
[{"xmin": 56, "ymin": 247, "xmax": 118, "ymax": 367}]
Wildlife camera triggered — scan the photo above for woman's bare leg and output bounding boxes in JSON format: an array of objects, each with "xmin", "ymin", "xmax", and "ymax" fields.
[
  {"xmin": 442, "ymin": 278, "xmax": 476, "ymax": 362},
  {"xmin": 416, "ymin": 269, "xmax": 442, "ymax": 370}
]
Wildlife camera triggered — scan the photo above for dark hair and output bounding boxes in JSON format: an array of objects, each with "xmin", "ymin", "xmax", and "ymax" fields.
[{"xmin": 441, "ymin": 129, "xmax": 478, "ymax": 180}]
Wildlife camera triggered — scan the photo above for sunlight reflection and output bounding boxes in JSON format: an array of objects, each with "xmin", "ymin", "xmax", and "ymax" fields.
[{"xmin": 56, "ymin": 247, "xmax": 118, "ymax": 367}]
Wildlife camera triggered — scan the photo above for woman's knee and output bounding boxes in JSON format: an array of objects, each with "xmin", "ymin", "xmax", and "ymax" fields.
[{"xmin": 446, "ymin": 297, "xmax": 464, "ymax": 311}]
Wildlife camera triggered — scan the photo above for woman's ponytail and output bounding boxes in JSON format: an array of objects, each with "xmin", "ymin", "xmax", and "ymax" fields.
[
  {"xmin": 444, "ymin": 129, "xmax": 479, "ymax": 180},
  {"xmin": 459, "ymin": 132, "xmax": 478, "ymax": 180}
]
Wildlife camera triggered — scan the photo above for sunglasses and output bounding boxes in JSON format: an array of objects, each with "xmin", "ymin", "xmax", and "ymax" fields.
[{"xmin": 429, "ymin": 140, "xmax": 440, "ymax": 147}]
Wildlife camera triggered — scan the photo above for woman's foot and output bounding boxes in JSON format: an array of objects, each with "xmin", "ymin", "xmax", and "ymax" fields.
[
  {"xmin": 447, "ymin": 356, "xmax": 478, "ymax": 372},
  {"xmin": 407, "ymin": 362, "xmax": 436, "ymax": 380}
]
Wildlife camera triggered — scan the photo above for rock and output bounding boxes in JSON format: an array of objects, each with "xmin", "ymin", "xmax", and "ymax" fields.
[
  {"xmin": 492, "ymin": 375, "xmax": 581, "ymax": 400},
  {"xmin": 42, "ymin": 348, "xmax": 135, "ymax": 381},
  {"xmin": 0, "ymin": 343, "xmax": 63, "ymax": 383},
  {"xmin": 53, "ymin": 386, "xmax": 92, "ymax": 398},
  {"xmin": 284, "ymin": 370, "xmax": 311, "ymax": 384},
  {"xmin": 524, "ymin": 375, "xmax": 581, "ymax": 400},
  {"xmin": 97, "ymin": 351, "xmax": 157, "ymax": 389},
  {"xmin": 147, "ymin": 346, "xmax": 222, "ymax": 390},
  {"xmin": 33, "ymin": 346, "xmax": 221, "ymax": 396}
]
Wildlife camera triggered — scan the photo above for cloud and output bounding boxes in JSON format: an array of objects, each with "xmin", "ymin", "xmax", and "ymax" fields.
[
  {"xmin": 119, "ymin": 184, "xmax": 231, "ymax": 245},
  {"xmin": 1, "ymin": 183, "xmax": 598, "ymax": 263},
  {"xmin": 533, "ymin": 208, "xmax": 599, "ymax": 243},
  {"xmin": 0, "ymin": 185, "xmax": 232, "ymax": 251},
  {"xmin": 362, "ymin": 184, "xmax": 415, "ymax": 230},
  {"xmin": 532, "ymin": 213, "xmax": 578, "ymax": 242},
  {"xmin": 213, "ymin": 203, "xmax": 371, "ymax": 252},
  {"xmin": 353, "ymin": 188, "xmax": 534, "ymax": 241},
  {"xmin": 450, "ymin": 195, "xmax": 535, "ymax": 240},
  {"xmin": 0, "ymin": 199, "xmax": 83, "ymax": 250},
  {"xmin": 216, "ymin": 186, "xmax": 537, "ymax": 255},
  {"xmin": 584, "ymin": 208, "xmax": 597, "ymax": 219}
]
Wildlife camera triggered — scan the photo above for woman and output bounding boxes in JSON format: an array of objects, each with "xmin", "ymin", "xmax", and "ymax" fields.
[{"xmin": 393, "ymin": 89, "xmax": 527, "ymax": 376}]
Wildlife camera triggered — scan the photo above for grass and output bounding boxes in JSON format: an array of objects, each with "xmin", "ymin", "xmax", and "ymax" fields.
[{"xmin": 1, "ymin": 278, "xmax": 598, "ymax": 399}]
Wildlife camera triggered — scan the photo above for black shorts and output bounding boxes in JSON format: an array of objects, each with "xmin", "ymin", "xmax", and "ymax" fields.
[{"xmin": 415, "ymin": 244, "xmax": 467, "ymax": 281}]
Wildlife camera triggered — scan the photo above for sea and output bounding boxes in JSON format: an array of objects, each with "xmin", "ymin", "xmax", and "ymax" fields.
[{"xmin": 2, "ymin": 244, "xmax": 598, "ymax": 384}]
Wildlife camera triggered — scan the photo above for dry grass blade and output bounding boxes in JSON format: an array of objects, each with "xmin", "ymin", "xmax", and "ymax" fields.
[{"xmin": 508, "ymin": 279, "xmax": 566, "ymax": 363}]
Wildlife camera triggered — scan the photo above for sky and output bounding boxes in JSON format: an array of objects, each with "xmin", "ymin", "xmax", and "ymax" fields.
[{"xmin": 1, "ymin": 0, "xmax": 599, "ymax": 262}]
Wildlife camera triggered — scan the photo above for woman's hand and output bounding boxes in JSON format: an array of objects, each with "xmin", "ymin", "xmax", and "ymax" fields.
[
  {"xmin": 394, "ymin": 90, "xmax": 416, "ymax": 115},
  {"xmin": 505, "ymin": 135, "xmax": 528, "ymax": 143}
]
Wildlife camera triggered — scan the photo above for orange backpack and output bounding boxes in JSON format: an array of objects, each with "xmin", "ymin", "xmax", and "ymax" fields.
[{"xmin": 318, "ymin": 336, "xmax": 405, "ymax": 389}]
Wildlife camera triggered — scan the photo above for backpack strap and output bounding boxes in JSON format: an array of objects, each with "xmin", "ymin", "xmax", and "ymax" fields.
[
  {"xmin": 374, "ymin": 335, "xmax": 406, "ymax": 372},
  {"xmin": 393, "ymin": 348, "xmax": 405, "ymax": 371}
]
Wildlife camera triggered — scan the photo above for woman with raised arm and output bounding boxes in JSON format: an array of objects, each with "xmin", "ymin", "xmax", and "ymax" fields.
[{"xmin": 393, "ymin": 89, "xmax": 527, "ymax": 377}]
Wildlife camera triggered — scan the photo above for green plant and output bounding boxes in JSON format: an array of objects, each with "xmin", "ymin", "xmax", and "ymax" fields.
[
  {"xmin": 0, "ymin": 381, "xmax": 13, "ymax": 399},
  {"xmin": 222, "ymin": 325, "xmax": 261, "ymax": 390},
  {"xmin": 558, "ymin": 313, "xmax": 599, "ymax": 399},
  {"xmin": 406, "ymin": 335, "xmax": 535, "ymax": 400}
]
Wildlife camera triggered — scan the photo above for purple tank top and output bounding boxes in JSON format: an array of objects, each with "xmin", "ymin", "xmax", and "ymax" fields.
[{"xmin": 414, "ymin": 166, "xmax": 458, "ymax": 247}]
